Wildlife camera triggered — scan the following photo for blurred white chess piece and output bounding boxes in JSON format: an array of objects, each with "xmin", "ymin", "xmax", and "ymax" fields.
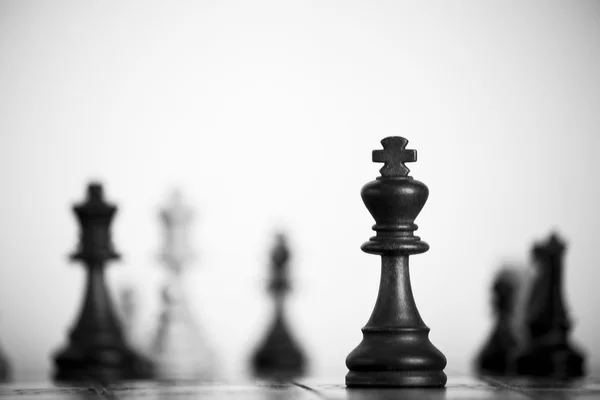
[
  {"xmin": 151, "ymin": 190, "xmax": 215, "ymax": 380},
  {"xmin": 119, "ymin": 286, "xmax": 145, "ymax": 351}
]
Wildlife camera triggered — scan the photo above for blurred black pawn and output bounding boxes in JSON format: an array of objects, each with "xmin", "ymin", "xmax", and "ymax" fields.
[
  {"xmin": 53, "ymin": 183, "xmax": 154, "ymax": 382},
  {"xmin": 515, "ymin": 232, "xmax": 585, "ymax": 379},
  {"xmin": 475, "ymin": 267, "xmax": 520, "ymax": 376},
  {"xmin": 251, "ymin": 233, "xmax": 306, "ymax": 380}
]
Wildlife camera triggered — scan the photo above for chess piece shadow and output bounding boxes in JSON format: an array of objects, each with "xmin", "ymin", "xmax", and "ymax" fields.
[
  {"xmin": 475, "ymin": 267, "xmax": 521, "ymax": 376},
  {"xmin": 53, "ymin": 183, "xmax": 154, "ymax": 382},
  {"xmin": 514, "ymin": 232, "xmax": 585, "ymax": 379},
  {"xmin": 251, "ymin": 233, "xmax": 307, "ymax": 381},
  {"xmin": 151, "ymin": 190, "xmax": 215, "ymax": 380},
  {"xmin": 345, "ymin": 137, "xmax": 446, "ymax": 388}
]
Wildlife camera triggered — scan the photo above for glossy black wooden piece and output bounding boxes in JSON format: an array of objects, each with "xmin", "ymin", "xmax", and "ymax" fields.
[
  {"xmin": 515, "ymin": 233, "xmax": 585, "ymax": 379},
  {"xmin": 346, "ymin": 137, "xmax": 447, "ymax": 388},
  {"xmin": 53, "ymin": 183, "xmax": 153, "ymax": 382},
  {"xmin": 251, "ymin": 233, "xmax": 306, "ymax": 380}
]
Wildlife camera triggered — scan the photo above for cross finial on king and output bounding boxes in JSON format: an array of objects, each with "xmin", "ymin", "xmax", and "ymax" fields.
[{"xmin": 372, "ymin": 136, "xmax": 417, "ymax": 177}]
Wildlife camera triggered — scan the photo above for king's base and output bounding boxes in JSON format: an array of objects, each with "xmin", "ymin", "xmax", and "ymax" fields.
[
  {"xmin": 346, "ymin": 370, "xmax": 447, "ymax": 388},
  {"xmin": 53, "ymin": 346, "xmax": 154, "ymax": 382}
]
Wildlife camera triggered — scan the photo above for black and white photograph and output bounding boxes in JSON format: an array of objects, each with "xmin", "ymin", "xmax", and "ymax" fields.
[{"xmin": 0, "ymin": 1, "xmax": 599, "ymax": 399}]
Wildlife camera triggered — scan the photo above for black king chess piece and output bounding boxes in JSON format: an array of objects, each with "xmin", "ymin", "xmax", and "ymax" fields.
[
  {"xmin": 53, "ymin": 183, "xmax": 154, "ymax": 382},
  {"xmin": 346, "ymin": 137, "xmax": 447, "ymax": 388},
  {"xmin": 251, "ymin": 233, "xmax": 306, "ymax": 380},
  {"xmin": 515, "ymin": 233, "xmax": 585, "ymax": 379},
  {"xmin": 475, "ymin": 268, "xmax": 520, "ymax": 376}
]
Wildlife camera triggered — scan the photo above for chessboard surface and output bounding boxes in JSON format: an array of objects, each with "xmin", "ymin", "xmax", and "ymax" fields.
[{"xmin": 1, "ymin": 375, "xmax": 600, "ymax": 399}]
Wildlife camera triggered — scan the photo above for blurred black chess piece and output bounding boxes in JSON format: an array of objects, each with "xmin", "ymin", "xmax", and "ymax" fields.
[
  {"xmin": 346, "ymin": 137, "xmax": 446, "ymax": 388},
  {"xmin": 0, "ymin": 334, "xmax": 10, "ymax": 382},
  {"xmin": 515, "ymin": 232, "xmax": 585, "ymax": 379},
  {"xmin": 251, "ymin": 233, "xmax": 306, "ymax": 380},
  {"xmin": 475, "ymin": 267, "xmax": 521, "ymax": 376},
  {"xmin": 53, "ymin": 183, "xmax": 154, "ymax": 382}
]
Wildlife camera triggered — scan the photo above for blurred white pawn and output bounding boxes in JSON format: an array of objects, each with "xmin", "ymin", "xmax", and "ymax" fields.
[
  {"xmin": 119, "ymin": 286, "xmax": 142, "ymax": 349},
  {"xmin": 151, "ymin": 190, "xmax": 215, "ymax": 380}
]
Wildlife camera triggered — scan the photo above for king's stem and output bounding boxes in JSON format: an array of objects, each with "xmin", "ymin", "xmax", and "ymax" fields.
[
  {"xmin": 71, "ymin": 261, "xmax": 123, "ymax": 342},
  {"xmin": 364, "ymin": 256, "xmax": 427, "ymax": 330}
]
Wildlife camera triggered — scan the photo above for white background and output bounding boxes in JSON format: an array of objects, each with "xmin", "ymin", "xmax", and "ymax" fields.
[{"xmin": 0, "ymin": 0, "xmax": 599, "ymax": 380}]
